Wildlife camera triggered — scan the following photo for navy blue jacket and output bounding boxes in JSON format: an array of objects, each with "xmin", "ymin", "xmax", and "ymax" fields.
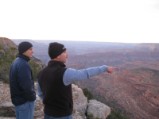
[{"xmin": 9, "ymin": 54, "xmax": 36, "ymax": 106}]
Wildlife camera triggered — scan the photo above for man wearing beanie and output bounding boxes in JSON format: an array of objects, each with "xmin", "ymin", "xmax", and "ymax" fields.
[
  {"xmin": 9, "ymin": 41, "xmax": 36, "ymax": 119},
  {"xmin": 37, "ymin": 42, "xmax": 117, "ymax": 119}
]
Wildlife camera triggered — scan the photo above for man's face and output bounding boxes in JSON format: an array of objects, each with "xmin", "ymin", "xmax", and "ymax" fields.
[
  {"xmin": 57, "ymin": 50, "xmax": 68, "ymax": 63},
  {"xmin": 23, "ymin": 47, "xmax": 33, "ymax": 58}
]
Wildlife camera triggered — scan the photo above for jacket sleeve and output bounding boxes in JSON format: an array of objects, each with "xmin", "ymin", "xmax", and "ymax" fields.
[{"xmin": 63, "ymin": 65, "xmax": 108, "ymax": 86}]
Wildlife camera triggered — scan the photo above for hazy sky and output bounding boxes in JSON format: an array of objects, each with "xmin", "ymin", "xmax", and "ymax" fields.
[{"xmin": 0, "ymin": 0, "xmax": 159, "ymax": 43}]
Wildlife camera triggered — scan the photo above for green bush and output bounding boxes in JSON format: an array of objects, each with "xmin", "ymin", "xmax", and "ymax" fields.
[
  {"xmin": 29, "ymin": 60, "xmax": 43, "ymax": 81},
  {"xmin": 0, "ymin": 47, "xmax": 43, "ymax": 83},
  {"xmin": 0, "ymin": 48, "xmax": 17, "ymax": 83},
  {"xmin": 82, "ymin": 88, "xmax": 94, "ymax": 100}
]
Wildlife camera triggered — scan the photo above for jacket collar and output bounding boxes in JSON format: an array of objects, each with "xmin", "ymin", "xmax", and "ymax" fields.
[
  {"xmin": 17, "ymin": 54, "xmax": 30, "ymax": 62},
  {"xmin": 48, "ymin": 60, "xmax": 66, "ymax": 67}
]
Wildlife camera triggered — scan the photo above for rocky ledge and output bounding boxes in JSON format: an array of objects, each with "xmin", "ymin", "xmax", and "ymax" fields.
[{"xmin": 0, "ymin": 82, "xmax": 111, "ymax": 119}]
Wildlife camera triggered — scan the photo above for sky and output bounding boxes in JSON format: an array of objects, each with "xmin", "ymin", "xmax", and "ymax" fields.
[{"xmin": 0, "ymin": 0, "xmax": 159, "ymax": 43}]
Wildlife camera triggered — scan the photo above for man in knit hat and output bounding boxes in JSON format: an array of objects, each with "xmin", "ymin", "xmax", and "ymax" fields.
[
  {"xmin": 9, "ymin": 41, "xmax": 36, "ymax": 119},
  {"xmin": 37, "ymin": 42, "xmax": 117, "ymax": 119}
]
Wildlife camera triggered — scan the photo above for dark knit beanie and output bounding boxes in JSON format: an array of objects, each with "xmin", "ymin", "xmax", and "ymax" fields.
[
  {"xmin": 48, "ymin": 42, "xmax": 66, "ymax": 59},
  {"xmin": 18, "ymin": 41, "xmax": 33, "ymax": 54}
]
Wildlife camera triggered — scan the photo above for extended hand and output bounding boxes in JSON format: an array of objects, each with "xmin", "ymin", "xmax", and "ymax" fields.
[{"xmin": 107, "ymin": 67, "xmax": 119, "ymax": 73}]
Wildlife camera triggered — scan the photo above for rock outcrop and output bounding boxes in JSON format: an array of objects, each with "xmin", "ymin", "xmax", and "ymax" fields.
[
  {"xmin": 72, "ymin": 84, "xmax": 88, "ymax": 118},
  {"xmin": 0, "ymin": 83, "xmax": 111, "ymax": 119},
  {"xmin": 87, "ymin": 100, "xmax": 111, "ymax": 119},
  {"xmin": 72, "ymin": 84, "xmax": 111, "ymax": 119}
]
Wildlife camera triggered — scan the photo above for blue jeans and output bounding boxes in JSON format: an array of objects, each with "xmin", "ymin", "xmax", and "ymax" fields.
[
  {"xmin": 15, "ymin": 101, "xmax": 35, "ymax": 119},
  {"xmin": 44, "ymin": 114, "xmax": 72, "ymax": 119}
]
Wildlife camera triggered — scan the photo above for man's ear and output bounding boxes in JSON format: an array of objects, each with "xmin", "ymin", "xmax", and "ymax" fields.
[{"xmin": 57, "ymin": 55, "xmax": 61, "ymax": 59}]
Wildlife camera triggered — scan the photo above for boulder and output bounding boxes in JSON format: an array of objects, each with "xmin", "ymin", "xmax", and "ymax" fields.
[{"xmin": 87, "ymin": 99, "xmax": 111, "ymax": 119}]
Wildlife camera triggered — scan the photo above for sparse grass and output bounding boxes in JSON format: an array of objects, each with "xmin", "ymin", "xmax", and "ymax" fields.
[
  {"xmin": 0, "ymin": 107, "xmax": 15, "ymax": 117},
  {"xmin": 87, "ymin": 113, "xmax": 100, "ymax": 119},
  {"xmin": 107, "ymin": 109, "xmax": 129, "ymax": 119}
]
